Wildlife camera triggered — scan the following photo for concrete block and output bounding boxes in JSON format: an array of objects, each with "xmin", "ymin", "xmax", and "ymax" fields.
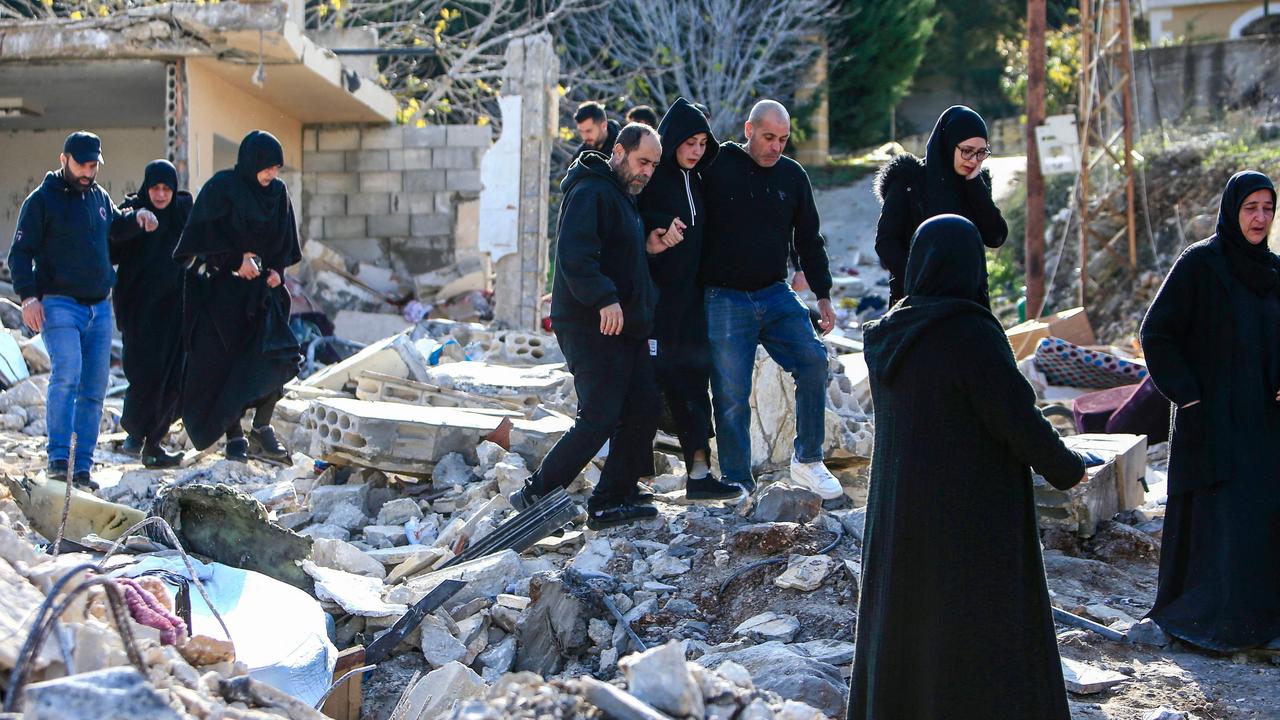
[
  {"xmin": 345, "ymin": 192, "xmax": 389, "ymax": 216},
  {"xmin": 318, "ymin": 126, "xmax": 361, "ymax": 151},
  {"xmin": 304, "ymin": 216, "xmax": 326, "ymax": 240},
  {"xmin": 303, "ymin": 127, "xmax": 319, "ymax": 152},
  {"xmin": 360, "ymin": 126, "xmax": 405, "ymax": 150},
  {"xmin": 1065, "ymin": 434, "xmax": 1148, "ymax": 510},
  {"xmin": 315, "ymin": 172, "xmax": 359, "ymax": 194},
  {"xmin": 306, "ymin": 193, "xmax": 347, "ymax": 216},
  {"xmin": 446, "ymin": 125, "xmax": 493, "ymax": 146},
  {"xmin": 303, "ymin": 150, "xmax": 346, "ymax": 172},
  {"xmin": 421, "ymin": 361, "xmax": 571, "ymax": 406},
  {"xmin": 404, "ymin": 125, "xmax": 448, "ymax": 148},
  {"xmin": 392, "ymin": 192, "xmax": 438, "ymax": 215},
  {"xmin": 369, "ymin": 213, "xmax": 411, "ymax": 238},
  {"xmin": 1037, "ymin": 434, "xmax": 1148, "ymax": 537},
  {"xmin": 404, "ymin": 170, "xmax": 448, "ymax": 192},
  {"xmin": 325, "ymin": 216, "xmax": 367, "ymax": 239},
  {"xmin": 389, "ymin": 148, "xmax": 433, "ymax": 171},
  {"xmin": 447, "ymin": 169, "xmax": 482, "ymax": 192},
  {"xmin": 346, "ymin": 149, "xmax": 390, "ymax": 172},
  {"xmin": 360, "ymin": 171, "xmax": 402, "ymax": 193},
  {"xmin": 436, "ymin": 191, "xmax": 455, "ymax": 214},
  {"xmin": 433, "ymin": 147, "xmax": 480, "ymax": 169},
  {"xmin": 411, "ymin": 213, "xmax": 452, "ymax": 237}
]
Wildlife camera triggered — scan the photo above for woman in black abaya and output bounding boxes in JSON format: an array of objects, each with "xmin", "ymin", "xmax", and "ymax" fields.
[
  {"xmin": 174, "ymin": 130, "xmax": 301, "ymax": 462},
  {"xmin": 110, "ymin": 160, "xmax": 190, "ymax": 467},
  {"xmin": 1140, "ymin": 170, "xmax": 1280, "ymax": 652},
  {"xmin": 850, "ymin": 215, "xmax": 1085, "ymax": 720},
  {"xmin": 872, "ymin": 105, "xmax": 1008, "ymax": 305}
]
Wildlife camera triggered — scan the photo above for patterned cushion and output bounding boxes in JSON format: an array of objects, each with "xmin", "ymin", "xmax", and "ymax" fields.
[{"xmin": 1033, "ymin": 337, "xmax": 1148, "ymax": 389}]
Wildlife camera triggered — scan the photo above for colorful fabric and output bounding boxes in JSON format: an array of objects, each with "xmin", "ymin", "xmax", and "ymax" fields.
[{"xmin": 1034, "ymin": 337, "xmax": 1148, "ymax": 389}]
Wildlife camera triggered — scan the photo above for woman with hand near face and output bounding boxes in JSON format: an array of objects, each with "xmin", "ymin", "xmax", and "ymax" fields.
[
  {"xmin": 1141, "ymin": 170, "xmax": 1280, "ymax": 652},
  {"xmin": 173, "ymin": 130, "xmax": 301, "ymax": 462},
  {"xmin": 872, "ymin": 105, "xmax": 1008, "ymax": 306},
  {"xmin": 637, "ymin": 97, "xmax": 740, "ymax": 500}
]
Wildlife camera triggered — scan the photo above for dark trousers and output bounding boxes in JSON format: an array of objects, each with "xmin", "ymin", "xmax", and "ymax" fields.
[
  {"xmin": 655, "ymin": 344, "xmax": 713, "ymax": 466},
  {"xmin": 528, "ymin": 328, "xmax": 659, "ymax": 509},
  {"xmin": 225, "ymin": 391, "xmax": 281, "ymax": 440}
]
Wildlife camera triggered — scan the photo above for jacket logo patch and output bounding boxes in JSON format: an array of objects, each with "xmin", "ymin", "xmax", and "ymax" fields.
[
  {"xmin": 778, "ymin": 190, "xmax": 787, "ymax": 201},
  {"xmin": 99, "ymin": 207, "xmax": 108, "ymax": 221},
  {"xmin": 13, "ymin": 231, "xmax": 21, "ymax": 243}
]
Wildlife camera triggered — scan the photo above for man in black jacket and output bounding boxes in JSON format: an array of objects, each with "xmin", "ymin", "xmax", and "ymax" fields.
[
  {"xmin": 701, "ymin": 100, "xmax": 842, "ymax": 499},
  {"xmin": 9, "ymin": 132, "xmax": 156, "ymax": 490},
  {"xmin": 513, "ymin": 123, "xmax": 680, "ymax": 529},
  {"xmin": 573, "ymin": 101, "xmax": 621, "ymax": 161}
]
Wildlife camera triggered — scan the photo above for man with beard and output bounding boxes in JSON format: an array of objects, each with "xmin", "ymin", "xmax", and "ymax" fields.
[
  {"xmin": 574, "ymin": 101, "xmax": 621, "ymax": 160},
  {"xmin": 510, "ymin": 123, "xmax": 680, "ymax": 529},
  {"xmin": 110, "ymin": 160, "xmax": 191, "ymax": 468},
  {"xmin": 9, "ymin": 131, "xmax": 158, "ymax": 490}
]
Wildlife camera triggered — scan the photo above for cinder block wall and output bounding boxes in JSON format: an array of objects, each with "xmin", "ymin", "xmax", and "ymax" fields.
[{"xmin": 301, "ymin": 124, "xmax": 492, "ymax": 273}]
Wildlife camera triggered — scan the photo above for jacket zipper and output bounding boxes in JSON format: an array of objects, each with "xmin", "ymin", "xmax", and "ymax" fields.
[{"xmin": 682, "ymin": 170, "xmax": 696, "ymax": 227}]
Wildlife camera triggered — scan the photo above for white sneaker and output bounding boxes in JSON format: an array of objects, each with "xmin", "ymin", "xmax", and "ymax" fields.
[{"xmin": 789, "ymin": 456, "xmax": 844, "ymax": 500}]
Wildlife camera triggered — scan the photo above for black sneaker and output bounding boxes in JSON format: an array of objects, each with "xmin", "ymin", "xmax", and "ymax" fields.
[
  {"xmin": 47, "ymin": 459, "xmax": 69, "ymax": 477},
  {"xmin": 686, "ymin": 474, "xmax": 742, "ymax": 500},
  {"xmin": 225, "ymin": 437, "xmax": 250, "ymax": 463},
  {"xmin": 509, "ymin": 484, "xmax": 541, "ymax": 512},
  {"xmin": 586, "ymin": 501, "xmax": 658, "ymax": 531},
  {"xmin": 248, "ymin": 426, "xmax": 289, "ymax": 461},
  {"xmin": 121, "ymin": 435, "xmax": 144, "ymax": 455},
  {"xmin": 142, "ymin": 445, "xmax": 183, "ymax": 469},
  {"xmin": 627, "ymin": 491, "xmax": 656, "ymax": 505},
  {"xmin": 70, "ymin": 471, "xmax": 99, "ymax": 492}
]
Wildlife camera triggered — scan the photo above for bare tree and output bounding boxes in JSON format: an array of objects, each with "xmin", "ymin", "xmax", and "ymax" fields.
[{"xmin": 557, "ymin": 0, "xmax": 838, "ymax": 138}]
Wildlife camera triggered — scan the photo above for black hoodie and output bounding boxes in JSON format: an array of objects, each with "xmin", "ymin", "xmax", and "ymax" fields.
[
  {"xmin": 552, "ymin": 151, "xmax": 657, "ymax": 339},
  {"xmin": 574, "ymin": 119, "xmax": 622, "ymax": 161},
  {"xmin": 701, "ymin": 142, "xmax": 832, "ymax": 299},
  {"xmin": 637, "ymin": 97, "xmax": 719, "ymax": 345}
]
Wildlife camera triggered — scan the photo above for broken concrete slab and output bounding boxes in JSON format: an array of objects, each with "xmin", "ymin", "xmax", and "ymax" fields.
[
  {"xmin": 751, "ymin": 485, "xmax": 822, "ymax": 524},
  {"xmin": 300, "ymin": 334, "xmax": 428, "ymax": 391},
  {"xmin": 773, "ymin": 554, "xmax": 833, "ymax": 592},
  {"xmin": 1061, "ymin": 657, "xmax": 1129, "ymax": 694},
  {"xmin": 698, "ymin": 641, "xmax": 847, "ymax": 719},
  {"xmin": 333, "ymin": 310, "xmax": 411, "ymax": 346},
  {"xmin": 307, "ymin": 482, "xmax": 370, "ymax": 522},
  {"xmin": 420, "ymin": 614, "xmax": 469, "ymax": 667},
  {"xmin": 375, "ymin": 497, "xmax": 422, "ymax": 526},
  {"xmin": 733, "ymin": 612, "xmax": 801, "ymax": 643},
  {"xmin": 515, "ymin": 575, "xmax": 590, "ymax": 675},
  {"xmin": 387, "ymin": 549, "xmax": 522, "ymax": 607},
  {"xmin": 312, "ymin": 538, "xmax": 386, "ymax": 579},
  {"xmin": 620, "ymin": 640, "xmax": 706, "ymax": 719},
  {"xmin": 422, "ymin": 361, "xmax": 572, "ymax": 407},
  {"xmin": 395, "ymin": 661, "xmax": 486, "ymax": 719},
  {"xmin": 23, "ymin": 667, "xmax": 185, "ymax": 720},
  {"xmin": 302, "ymin": 561, "xmax": 406, "ymax": 618},
  {"xmin": 1066, "ymin": 434, "xmax": 1149, "ymax": 510}
]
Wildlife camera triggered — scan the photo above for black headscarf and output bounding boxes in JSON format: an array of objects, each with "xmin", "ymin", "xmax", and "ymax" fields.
[
  {"xmin": 923, "ymin": 105, "xmax": 988, "ymax": 217},
  {"xmin": 1215, "ymin": 170, "xmax": 1280, "ymax": 296},
  {"xmin": 865, "ymin": 215, "xmax": 1001, "ymax": 383},
  {"xmin": 131, "ymin": 159, "xmax": 182, "ymax": 234}
]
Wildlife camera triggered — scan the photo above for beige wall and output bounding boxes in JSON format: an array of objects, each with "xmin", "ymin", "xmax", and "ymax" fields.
[
  {"xmin": 0, "ymin": 127, "xmax": 165, "ymax": 255},
  {"xmin": 1151, "ymin": 2, "xmax": 1263, "ymax": 42},
  {"xmin": 186, "ymin": 58, "xmax": 303, "ymax": 195}
]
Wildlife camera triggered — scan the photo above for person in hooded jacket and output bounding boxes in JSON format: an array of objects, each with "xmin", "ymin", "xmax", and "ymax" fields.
[
  {"xmin": 636, "ymin": 97, "xmax": 739, "ymax": 501},
  {"xmin": 573, "ymin": 101, "xmax": 622, "ymax": 161},
  {"xmin": 1140, "ymin": 170, "xmax": 1280, "ymax": 652},
  {"xmin": 510, "ymin": 123, "xmax": 682, "ymax": 529},
  {"xmin": 173, "ymin": 130, "xmax": 301, "ymax": 462},
  {"xmin": 109, "ymin": 159, "xmax": 191, "ymax": 468},
  {"xmin": 873, "ymin": 105, "xmax": 1007, "ymax": 306},
  {"xmin": 849, "ymin": 215, "xmax": 1086, "ymax": 720}
]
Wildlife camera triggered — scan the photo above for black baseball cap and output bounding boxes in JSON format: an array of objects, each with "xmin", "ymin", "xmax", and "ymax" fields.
[{"xmin": 63, "ymin": 131, "xmax": 103, "ymax": 164}]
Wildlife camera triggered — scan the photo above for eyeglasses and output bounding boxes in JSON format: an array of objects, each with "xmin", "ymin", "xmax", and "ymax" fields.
[{"xmin": 958, "ymin": 146, "xmax": 993, "ymax": 161}]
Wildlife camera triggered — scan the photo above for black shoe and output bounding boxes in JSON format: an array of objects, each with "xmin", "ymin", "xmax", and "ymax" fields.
[
  {"xmin": 47, "ymin": 459, "xmax": 69, "ymax": 477},
  {"xmin": 586, "ymin": 501, "xmax": 658, "ymax": 530},
  {"xmin": 142, "ymin": 445, "xmax": 183, "ymax": 469},
  {"xmin": 627, "ymin": 491, "xmax": 656, "ymax": 505},
  {"xmin": 509, "ymin": 484, "xmax": 540, "ymax": 512},
  {"xmin": 728, "ymin": 476, "xmax": 756, "ymax": 494},
  {"xmin": 686, "ymin": 474, "xmax": 742, "ymax": 500},
  {"xmin": 121, "ymin": 435, "xmax": 144, "ymax": 455},
  {"xmin": 248, "ymin": 426, "xmax": 288, "ymax": 460},
  {"xmin": 71, "ymin": 471, "xmax": 99, "ymax": 492},
  {"xmin": 225, "ymin": 438, "xmax": 249, "ymax": 463}
]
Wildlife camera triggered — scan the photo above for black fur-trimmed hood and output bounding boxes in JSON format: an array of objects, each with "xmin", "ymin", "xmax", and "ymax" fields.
[{"xmin": 872, "ymin": 152, "xmax": 993, "ymax": 204}]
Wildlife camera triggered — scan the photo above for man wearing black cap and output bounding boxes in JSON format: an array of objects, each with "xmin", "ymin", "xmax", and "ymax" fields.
[{"xmin": 8, "ymin": 131, "xmax": 157, "ymax": 490}]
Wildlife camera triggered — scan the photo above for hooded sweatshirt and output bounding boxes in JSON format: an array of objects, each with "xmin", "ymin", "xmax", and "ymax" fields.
[
  {"xmin": 700, "ymin": 142, "xmax": 832, "ymax": 299},
  {"xmin": 552, "ymin": 151, "xmax": 657, "ymax": 339},
  {"xmin": 574, "ymin": 119, "xmax": 622, "ymax": 161},
  {"xmin": 9, "ymin": 170, "xmax": 138, "ymax": 302},
  {"xmin": 637, "ymin": 97, "xmax": 719, "ymax": 344}
]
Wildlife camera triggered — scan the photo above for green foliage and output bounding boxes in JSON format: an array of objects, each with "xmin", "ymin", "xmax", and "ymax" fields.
[
  {"xmin": 828, "ymin": 0, "xmax": 937, "ymax": 149},
  {"xmin": 997, "ymin": 15, "xmax": 1080, "ymax": 119}
]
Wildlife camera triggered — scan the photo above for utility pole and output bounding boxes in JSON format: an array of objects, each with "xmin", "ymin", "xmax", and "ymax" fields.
[
  {"xmin": 1119, "ymin": 0, "xmax": 1138, "ymax": 266},
  {"xmin": 1026, "ymin": 0, "xmax": 1047, "ymax": 318}
]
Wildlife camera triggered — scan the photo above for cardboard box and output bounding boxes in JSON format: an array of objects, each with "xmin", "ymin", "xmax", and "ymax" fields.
[{"xmin": 1006, "ymin": 307, "xmax": 1097, "ymax": 360}]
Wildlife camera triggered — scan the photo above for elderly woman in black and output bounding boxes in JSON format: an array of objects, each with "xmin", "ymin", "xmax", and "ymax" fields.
[
  {"xmin": 110, "ymin": 160, "xmax": 191, "ymax": 468},
  {"xmin": 850, "ymin": 215, "xmax": 1085, "ymax": 719},
  {"xmin": 1140, "ymin": 170, "xmax": 1280, "ymax": 652},
  {"xmin": 174, "ymin": 130, "xmax": 301, "ymax": 462},
  {"xmin": 873, "ymin": 105, "xmax": 1007, "ymax": 305}
]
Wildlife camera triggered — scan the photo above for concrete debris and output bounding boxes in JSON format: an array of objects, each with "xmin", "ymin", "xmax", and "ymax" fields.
[
  {"xmin": 1143, "ymin": 709, "xmax": 1188, "ymax": 720},
  {"xmin": 698, "ymin": 641, "xmax": 847, "ymax": 719},
  {"xmin": 515, "ymin": 575, "xmax": 590, "ymax": 675},
  {"xmin": 312, "ymin": 538, "xmax": 386, "ymax": 579},
  {"xmin": 1061, "ymin": 657, "xmax": 1130, "ymax": 695},
  {"xmin": 22, "ymin": 667, "xmax": 185, "ymax": 720},
  {"xmin": 773, "ymin": 555, "xmax": 834, "ymax": 592},
  {"xmin": 734, "ymin": 612, "xmax": 802, "ymax": 643},
  {"xmin": 751, "ymin": 485, "xmax": 823, "ymax": 524},
  {"xmin": 397, "ymin": 661, "xmax": 487, "ymax": 719},
  {"xmin": 620, "ymin": 640, "xmax": 706, "ymax": 718},
  {"xmin": 1125, "ymin": 618, "xmax": 1171, "ymax": 648}
]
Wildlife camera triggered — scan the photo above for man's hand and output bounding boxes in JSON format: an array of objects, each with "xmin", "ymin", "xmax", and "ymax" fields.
[
  {"xmin": 816, "ymin": 298, "xmax": 836, "ymax": 335},
  {"xmin": 136, "ymin": 209, "xmax": 159, "ymax": 233},
  {"xmin": 266, "ymin": 270, "xmax": 282, "ymax": 288},
  {"xmin": 791, "ymin": 271, "xmax": 810, "ymax": 293},
  {"xmin": 646, "ymin": 218, "xmax": 686, "ymax": 255},
  {"xmin": 599, "ymin": 303, "xmax": 624, "ymax": 336},
  {"xmin": 21, "ymin": 299, "xmax": 43, "ymax": 333},
  {"xmin": 237, "ymin": 252, "xmax": 261, "ymax": 280}
]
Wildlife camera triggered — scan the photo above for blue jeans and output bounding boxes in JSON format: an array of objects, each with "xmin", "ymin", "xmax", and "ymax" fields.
[
  {"xmin": 705, "ymin": 282, "xmax": 829, "ymax": 484},
  {"xmin": 43, "ymin": 296, "xmax": 113, "ymax": 474}
]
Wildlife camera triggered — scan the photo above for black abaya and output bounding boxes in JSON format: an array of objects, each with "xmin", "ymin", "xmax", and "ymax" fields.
[{"xmin": 174, "ymin": 131, "xmax": 301, "ymax": 450}]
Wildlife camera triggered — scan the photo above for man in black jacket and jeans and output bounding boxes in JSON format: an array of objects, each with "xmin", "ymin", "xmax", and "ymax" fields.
[{"xmin": 512, "ymin": 123, "xmax": 680, "ymax": 529}]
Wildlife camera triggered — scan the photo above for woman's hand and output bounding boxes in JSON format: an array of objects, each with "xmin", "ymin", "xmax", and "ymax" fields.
[
  {"xmin": 266, "ymin": 270, "xmax": 282, "ymax": 288},
  {"xmin": 237, "ymin": 253, "xmax": 261, "ymax": 280}
]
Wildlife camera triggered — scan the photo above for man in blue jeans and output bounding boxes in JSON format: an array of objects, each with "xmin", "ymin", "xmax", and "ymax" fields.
[
  {"xmin": 9, "ymin": 132, "xmax": 156, "ymax": 490},
  {"xmin": 700, "ymin": 100, "xmax": 842, "ymax": 498}
]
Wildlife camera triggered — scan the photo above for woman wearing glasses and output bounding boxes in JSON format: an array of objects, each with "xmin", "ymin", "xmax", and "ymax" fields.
[{"xmin": 873, "ymin": 105, "xmax": 1008, "ymax": 306}]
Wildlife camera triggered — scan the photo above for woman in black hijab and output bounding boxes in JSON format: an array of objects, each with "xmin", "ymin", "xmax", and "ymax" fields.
[
  {"xmin": 110, "ymin": 160, "xmax": 191, "ymax": 467},
  {"xmin": 174, "ymin": 130, "xmax": 301, "ymax": 462},
  {"xmin": 873, "ymin": 105, "xmax": 1008, "ymax": 305},
  {"xmin": 1140, "ymin": 170, "xmax": 1280, "ymax": 652},
  {"xmin": 637, "ymin": 97, "xmax": 739, "ymax": 500},
  {"xmin": 849, "ymin": 215, "xmax": 1085, "ymax": 720}
]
